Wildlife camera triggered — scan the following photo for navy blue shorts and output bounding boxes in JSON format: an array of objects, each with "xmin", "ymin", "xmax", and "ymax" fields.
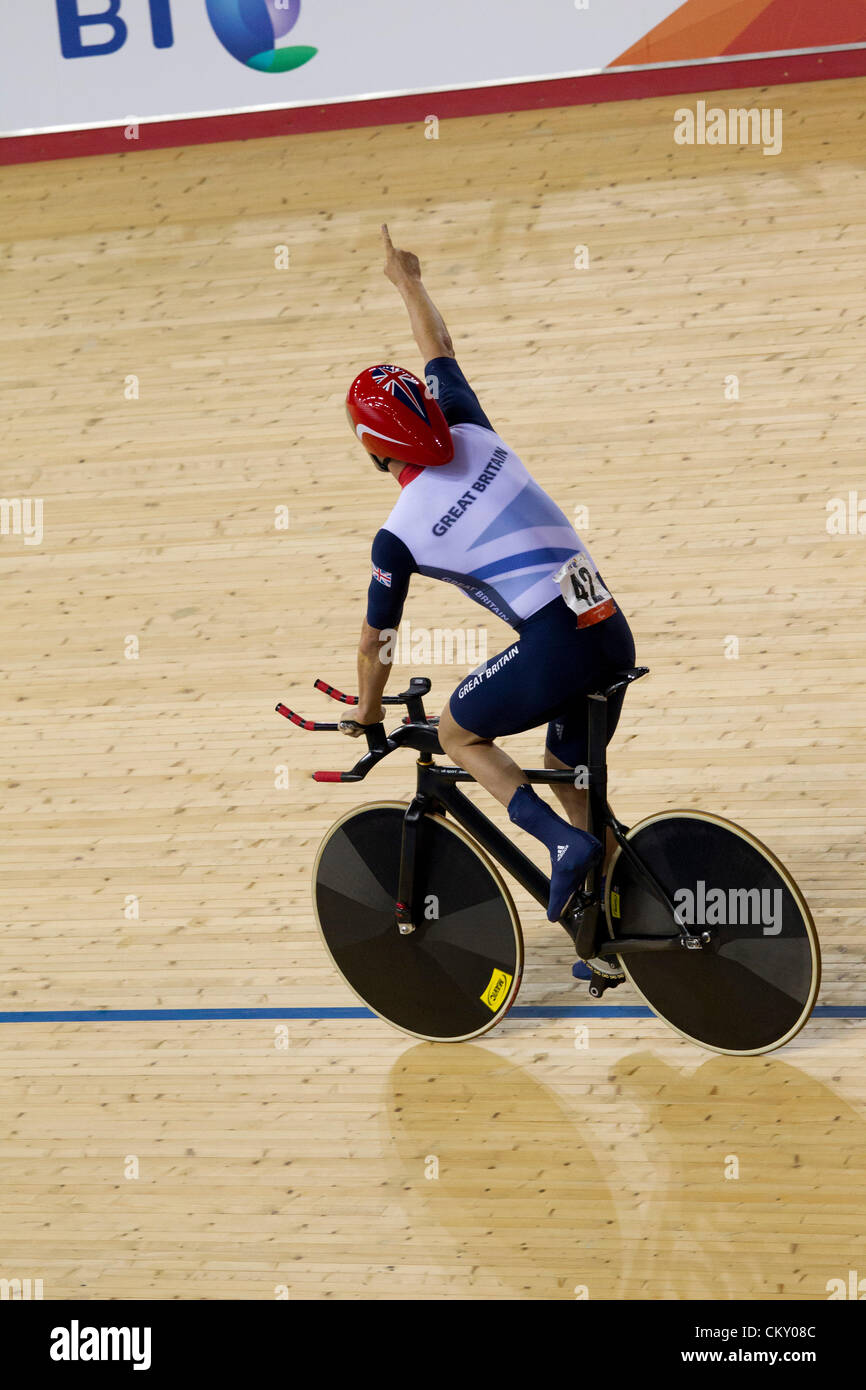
[{"xmin": 448, "ymin": 597, "xmax": 636, "ymax": 767}]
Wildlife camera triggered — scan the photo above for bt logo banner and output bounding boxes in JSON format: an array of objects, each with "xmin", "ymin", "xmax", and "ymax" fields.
[
  {"xmin": 206, "ymin": 1, "xmax": 317, "ymax": 72},
  {"xmin": 56, "ymin": 0, "xmax": 318, "ymax": 71},
  {"xmin": 3, "ymin": 1, "xmax": 746, "ymax": 142}
]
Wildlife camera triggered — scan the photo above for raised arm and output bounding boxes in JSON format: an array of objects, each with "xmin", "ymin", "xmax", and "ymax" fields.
[{"xmin": 381, "ymin": 224, "xmax": 456, "ymax": 364}]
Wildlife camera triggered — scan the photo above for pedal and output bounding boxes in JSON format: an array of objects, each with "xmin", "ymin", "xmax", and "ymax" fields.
[{"xmin": 572, "ymin": 956, "xmax": 626, "ymax": 998}]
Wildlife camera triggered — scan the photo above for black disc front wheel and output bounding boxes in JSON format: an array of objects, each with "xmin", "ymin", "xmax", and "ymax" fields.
[
  {"xmin": 314, "ymin": 802, "xmax": 523, "ymax": 1041},
  {"xmin": 605, "ymin": 811, "xmax": 820, "ymax": 1055}
]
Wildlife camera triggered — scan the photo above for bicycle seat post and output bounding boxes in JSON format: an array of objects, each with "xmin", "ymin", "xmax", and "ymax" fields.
[
  {"xmin": 573, "ymin": 690, "xmax": 610, "ymax": 960},
  {"xmin": 585, "ymin": 665, "xmax": 648, "ymax": 843},
  {"xmin": 586, "ymin": 691, "xmax": 609, "ymax": 838}
]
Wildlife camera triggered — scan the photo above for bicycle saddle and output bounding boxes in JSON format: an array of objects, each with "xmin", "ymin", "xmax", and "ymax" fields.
[{"xmin": 593, "ymin": 665, "xmax": 650, "ymax": 699}]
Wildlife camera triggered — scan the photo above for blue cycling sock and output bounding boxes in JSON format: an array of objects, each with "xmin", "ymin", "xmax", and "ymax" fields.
[{"xmin": 507, "ymin": 784, "xmax": 602, "ymax": 922}]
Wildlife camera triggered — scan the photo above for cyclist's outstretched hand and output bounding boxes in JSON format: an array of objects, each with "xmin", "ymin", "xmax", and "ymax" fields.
[
  {"xmin": 382, "ymin": 224, "xmax": 421, "ymax": 285},
  {"xmin": 379, "ymin": 224, "xmax": 454, "ymax": 360}
]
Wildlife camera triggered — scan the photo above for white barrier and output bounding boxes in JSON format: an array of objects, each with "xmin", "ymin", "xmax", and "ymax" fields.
[{"xmin": 3, "ymin": 0, "xmax": 861, "ymax": 139}]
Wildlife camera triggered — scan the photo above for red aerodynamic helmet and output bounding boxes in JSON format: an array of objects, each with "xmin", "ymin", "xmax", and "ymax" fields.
[{"xmin": 346, "ymin": 364, "xmax": 454, "ymax": 468}]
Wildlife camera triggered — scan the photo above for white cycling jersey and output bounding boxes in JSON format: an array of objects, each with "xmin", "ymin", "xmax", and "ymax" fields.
[{"xmin": 366, "ymin": 357, "xmax": 615, "ymax": 632}]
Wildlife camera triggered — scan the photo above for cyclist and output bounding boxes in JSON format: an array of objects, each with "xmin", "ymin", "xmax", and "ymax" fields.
[{"xmin": 343, "ymin": 225, "xmax": 636, "ymax": 926}]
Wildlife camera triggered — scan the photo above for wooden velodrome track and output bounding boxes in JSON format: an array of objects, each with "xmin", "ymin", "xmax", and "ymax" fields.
[{"xmin": 1, "ymin": 75, "xmax": 864, "ymax": 1301}]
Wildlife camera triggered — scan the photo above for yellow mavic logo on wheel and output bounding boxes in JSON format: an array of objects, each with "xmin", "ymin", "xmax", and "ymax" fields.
[
  {"xmin": 610, "ymin": 890, "xmax": 621, "ymax": 919},
  {"xmin": 480, "ymin": 968, "xmax": 512, "ymax": 1012}
]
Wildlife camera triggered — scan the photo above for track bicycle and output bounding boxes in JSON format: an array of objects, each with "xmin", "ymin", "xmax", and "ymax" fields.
[{"xmin": 277, "ymin": 666, "xmax": 820, "ymax": 1055}]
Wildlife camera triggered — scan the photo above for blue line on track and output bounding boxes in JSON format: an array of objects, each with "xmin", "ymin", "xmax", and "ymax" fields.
[{"xmin": 0, "ymin": 1005, "xmax": 861, "ymax": 1023}]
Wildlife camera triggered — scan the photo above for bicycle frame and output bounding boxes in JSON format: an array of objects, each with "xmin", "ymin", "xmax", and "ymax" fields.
[
  {"xmin": 394, "ymin": 757, "xmax": 696, "ymax": 964},
  {"xmin": 279, "ymin": 669, "xmax": 707, "ymax": 961}
]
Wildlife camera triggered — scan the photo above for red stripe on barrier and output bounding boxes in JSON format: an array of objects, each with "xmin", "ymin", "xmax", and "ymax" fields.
[{"xmin": 2, "ymin": 47, "xmax": 865, "ymax": 166}]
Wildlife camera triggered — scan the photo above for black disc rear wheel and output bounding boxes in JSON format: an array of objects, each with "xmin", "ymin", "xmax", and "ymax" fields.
[
  {"xmin": 605, "ymin": 810, "xmax": 820, "ymax": 1055},
  {"xmin": 314, "ymin": 802, "xmax": 523, "ymax": 1041}
]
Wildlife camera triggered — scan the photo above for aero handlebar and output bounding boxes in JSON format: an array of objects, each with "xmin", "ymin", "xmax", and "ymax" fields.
[
  {"xmin": 276, "ymin": 676, "xmax": 441, "ymax": 782},
  {"xmin": 276, "ymin": 674, "xmax": 581, "ymax": 787}
]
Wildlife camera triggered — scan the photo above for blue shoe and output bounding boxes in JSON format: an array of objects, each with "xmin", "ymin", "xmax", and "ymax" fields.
[{"xmin": 547, "ymin": 829, "xmax": 602, "ymax": 922}]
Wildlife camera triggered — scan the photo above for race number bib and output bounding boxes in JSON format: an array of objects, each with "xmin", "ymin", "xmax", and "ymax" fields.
[{"xmin": 553, "ymin": 549, "xmax": 617, "ymax": 629}]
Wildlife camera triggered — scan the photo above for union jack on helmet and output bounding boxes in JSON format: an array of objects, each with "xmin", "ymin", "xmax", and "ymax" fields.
[{"xmin": 346, "ymin": 364, "xmax": 454, "ymax": 469}]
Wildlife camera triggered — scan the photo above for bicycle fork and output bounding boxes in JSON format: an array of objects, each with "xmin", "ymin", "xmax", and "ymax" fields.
[
  {"xmin": 394, "ymin": 764, "xmax": 554, "ymax": 935},
  {"xmin": 395, "ymin": 794, "xmax": 426, "ymax": 935}
]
